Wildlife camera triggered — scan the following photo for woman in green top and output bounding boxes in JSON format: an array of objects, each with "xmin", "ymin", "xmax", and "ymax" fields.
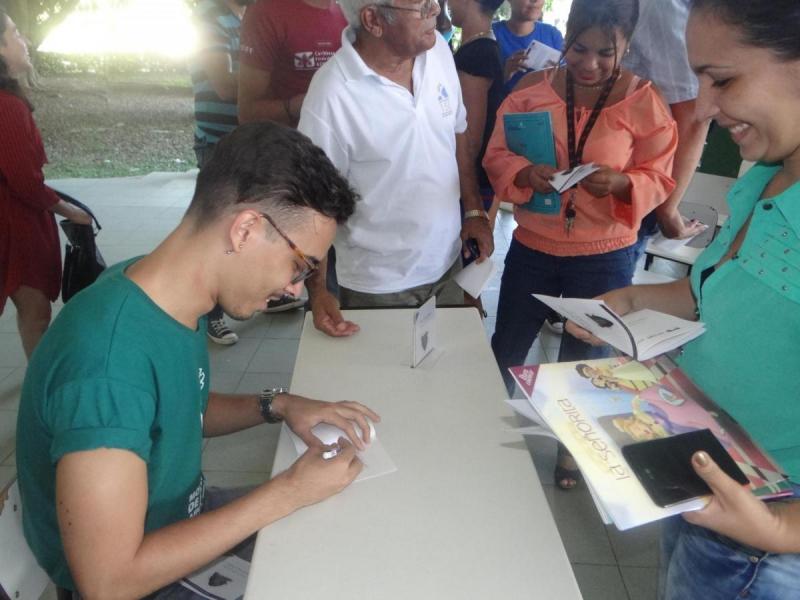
[{"xmin": 568, "ymin": 1, "xmax": 800, "ymax": 598}]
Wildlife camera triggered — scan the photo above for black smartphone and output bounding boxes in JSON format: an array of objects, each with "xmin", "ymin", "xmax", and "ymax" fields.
[
  {"xmin": 463, "ymin": 238, "xmax": 480, "ymax": 266},
  {"xmin": 621, "ymin": 429, "xmax": 748, "ymax": 508}
]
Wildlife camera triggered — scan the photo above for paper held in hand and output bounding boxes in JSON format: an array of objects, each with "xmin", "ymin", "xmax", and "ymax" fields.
[
  {"xmin": 522, "ymin": 40, "xmax": 562, "ymax": 71},
  {"xmin": 533, "ymin": 294, "xmax": 706, "ymax": 361},
  {"xmin": 454, "ymin": 257, "xmax": 497, "ymax": 298},
  {"xmin": 287, "ymin": 421, "xmax": 397, "ymax": 483},
  {"xmin": 548, "ymin": 163, "xmax": 600, "ymax": 193}
]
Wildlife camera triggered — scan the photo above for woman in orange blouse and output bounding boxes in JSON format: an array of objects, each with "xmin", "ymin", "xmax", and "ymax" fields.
[{"xmin": 483, "ymin": 0, "xmax": 677, "ymax": 488}]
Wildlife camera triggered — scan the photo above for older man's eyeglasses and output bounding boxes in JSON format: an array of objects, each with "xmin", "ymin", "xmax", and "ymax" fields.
[
  {"xmin": 377, "ymin": 0, "xmax": 438, "ymax": 19},
  {"xmin": 259, "ymin": 213, "xmax": 320, "ymax": 284}
]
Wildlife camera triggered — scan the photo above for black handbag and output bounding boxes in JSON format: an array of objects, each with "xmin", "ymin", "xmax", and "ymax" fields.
[{"xmin": 56, "ymin": 192, "xmax": 106, "ymax": 302}]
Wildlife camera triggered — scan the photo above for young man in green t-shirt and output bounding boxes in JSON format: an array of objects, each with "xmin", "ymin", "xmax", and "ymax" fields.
[{"xmin": 16, "ymin": 122, "xmax": 379, "ymax": 598}]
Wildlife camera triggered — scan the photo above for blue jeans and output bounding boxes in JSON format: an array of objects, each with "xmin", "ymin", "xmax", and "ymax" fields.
[
  {"xmin": 632, "ymin": 209, "xmax": 659, "ymax": 268},
  {"xmin": 491, "ymin": 239, "xmax": 636, "ymax": 393},
  {"xmin": 659, "ymin": 486, "xmax": 800, "ymax": 600}
]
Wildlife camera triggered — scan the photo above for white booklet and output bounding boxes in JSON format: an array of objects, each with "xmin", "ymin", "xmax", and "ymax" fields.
[
  {"xmin": 533, "ymin": 294, "xmax": 705, "ymax": 361},
  {"xmin": 522, "ymin": 40, "xmax": 562, "ymax": 71},
  {"xmin": 548, "ymin": 163, "xmax": 600, "ymax": 193},
  {"xmin": 287, "ymin": 421, "xmax": 397, "ymax": 483}
]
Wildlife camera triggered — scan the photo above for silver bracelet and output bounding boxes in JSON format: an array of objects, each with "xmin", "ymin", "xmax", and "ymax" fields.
[{"xmin": 463, "ymin": 209, "xmax": 489, "ymax": 220}]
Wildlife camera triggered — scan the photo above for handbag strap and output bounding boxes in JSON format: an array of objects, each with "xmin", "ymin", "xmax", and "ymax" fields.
[{"xmin": 53, "ymin": 190, "xmax": 102, "ymax": 231}]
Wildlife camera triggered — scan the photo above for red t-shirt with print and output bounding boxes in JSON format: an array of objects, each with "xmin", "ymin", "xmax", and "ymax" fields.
[{"xmin": 240, "ymin": 0, "xmax": 347, "ymax": 99}]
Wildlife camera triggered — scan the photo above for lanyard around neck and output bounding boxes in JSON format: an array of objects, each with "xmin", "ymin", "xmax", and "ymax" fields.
[{"xmin": 565, "ymin": 69, "xmax": 619, "ymax": 168}]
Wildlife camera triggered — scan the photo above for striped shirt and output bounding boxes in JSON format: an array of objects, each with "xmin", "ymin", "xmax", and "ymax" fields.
[
  {"xmin": 189, "ymin": 0, "xmax": 241, "ymax": 145},
  {"xmin": 622, "ymin": 0, "xmax": 698, "ymax": 105}
]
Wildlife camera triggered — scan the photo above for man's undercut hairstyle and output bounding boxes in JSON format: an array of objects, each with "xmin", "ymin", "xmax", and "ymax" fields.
[{"xmin": 186, "ymin": 122, "xmax": 357, "ymax": 228}]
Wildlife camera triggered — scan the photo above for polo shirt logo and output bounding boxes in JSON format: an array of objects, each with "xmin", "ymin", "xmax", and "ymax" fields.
[
  {"xmin": 294, "ymin": 51, "xmax": 317, "ymax": 69},
  {"xmin": 198, "ymin": 367, "xmax": 206, "ymax": 390},
  {"xmin": 437, "ymin": 83, "xmax": 452, "ymax": 117},
  {"xmin": 187, "ymin": 476, "xmax": 205, "ymax": 518}
]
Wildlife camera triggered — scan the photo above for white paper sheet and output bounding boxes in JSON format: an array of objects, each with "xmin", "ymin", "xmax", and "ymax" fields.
[
  {"xmin": 549, "ymin": 163, "xmax": 600, "ymax": 193},
  {"xmin": 287, "ymin": 421, "xmax": 398, "ymax": 483},
  {"xmin": 507, "ymin": 425, "xmax": 560, "ymax": 441},
  {"xmin": 180, "ymin": 555, "xmax": 250, "ymax": 600},
  {"xmin": 412, "ymin": 296, "xmax": 436, "ymax": 368},
  {"xmin": 454, "ymin": 258, "xmax": 497, "ymax": 298},
  {"xmin": 522, "ymin": 40, "xmax": 562, "ymax": 71},
  {"xmin": 505, "ymin": 398, "xmax": 544, "ymax": 424},
  {"xmin": 532, "ymin": 294, "xmax": 705, "ymax": 360}
]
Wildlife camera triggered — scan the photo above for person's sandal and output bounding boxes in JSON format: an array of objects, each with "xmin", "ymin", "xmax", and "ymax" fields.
[
  {"xmin": 554, "ymin": 464, "xmax": 581, "ymax": 490},
  {"xmin": 554, "ymin": 445, "xmax": 581, "ymax": 490}
]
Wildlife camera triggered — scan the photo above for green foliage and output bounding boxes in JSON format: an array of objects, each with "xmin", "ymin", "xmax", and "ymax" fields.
[
  {"xmin": 9, "ymin": 0, "xmax": 198, "ymax": 47},
  {"xmin": 35, "ymin": 51, "xmax": 189, "ymax": 76},
  {"xmin": 5, "ymin": 0, "xmax": 82, "ymax": 46}
]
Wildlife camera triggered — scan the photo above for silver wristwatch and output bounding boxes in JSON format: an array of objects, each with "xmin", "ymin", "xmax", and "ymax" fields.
[{"xmin": 259, "ymin": 387, "xmax": 288, "ymax": 423}]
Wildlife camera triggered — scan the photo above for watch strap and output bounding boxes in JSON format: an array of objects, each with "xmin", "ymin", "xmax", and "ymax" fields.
[{"xmin": 259, "ymin": 387, "xmax": 288, "ymax": 423}]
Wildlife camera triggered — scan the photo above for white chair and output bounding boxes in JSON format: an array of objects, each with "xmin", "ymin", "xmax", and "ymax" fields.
[{"xmin": 0, "ymin": 478, "xmax": 50, "ymax": 600}]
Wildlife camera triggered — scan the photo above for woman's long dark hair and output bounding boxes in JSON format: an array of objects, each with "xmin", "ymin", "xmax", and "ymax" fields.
[
  {"xmin": 690, "ymin": 0, "xmax": 800, "ymax": 61},
  {"xmin": 562, "ymin": 0, "xmax": 639, "ymax": 72},
  {"xmin": 0, "ymin": 7, "xmax": 32, "ymax": 107}
]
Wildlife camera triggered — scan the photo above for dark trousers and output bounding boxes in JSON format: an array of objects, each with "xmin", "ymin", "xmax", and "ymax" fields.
[
  {"xmin": 631, "ymin": 209, "xmax": 659, "ymax": 267},
  {"xmin": 492, "ymin": 239, "xmax": 636, "ymax": 392}
]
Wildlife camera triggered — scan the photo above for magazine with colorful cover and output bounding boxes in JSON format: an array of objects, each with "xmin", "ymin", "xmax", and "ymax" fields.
[{"xmin": 509, "ymin": 356, "xmax": 791, "ymax": 530}]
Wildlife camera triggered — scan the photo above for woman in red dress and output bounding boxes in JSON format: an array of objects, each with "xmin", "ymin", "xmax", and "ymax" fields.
[{"xmin": 0, "ymin": 9, "xmax": 90, "ymax": 359}]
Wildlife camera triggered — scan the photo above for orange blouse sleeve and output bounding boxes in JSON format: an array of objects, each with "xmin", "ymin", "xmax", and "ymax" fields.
[
  {"xmin": 612, "ymin": 86, "xmax": 678, "ymax": 227},
  {"xmin": 481, "ymin": 87, "xmax": 555, "ymax": 204}
]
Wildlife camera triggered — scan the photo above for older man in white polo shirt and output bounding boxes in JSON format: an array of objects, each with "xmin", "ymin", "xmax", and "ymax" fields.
[{"xmin": 298, "ymin": 0, "xmax": 494, "ymax": 337}]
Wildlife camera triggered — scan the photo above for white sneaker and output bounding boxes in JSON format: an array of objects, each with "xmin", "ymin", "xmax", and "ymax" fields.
[{"xmin": 207, "ymin": 317, "xmax": 239, "ymax": 345}]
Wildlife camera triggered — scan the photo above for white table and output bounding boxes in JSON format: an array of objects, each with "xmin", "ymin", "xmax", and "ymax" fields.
[
  {"xmin": 644, "ymin": 173, "xmax": 734, "ymax": 267},
  {"xmin": 244, "ymin": 308, "xmax": 582, "ymax": 600}
]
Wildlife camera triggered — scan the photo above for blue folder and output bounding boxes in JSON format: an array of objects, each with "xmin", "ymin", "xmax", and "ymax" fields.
[{"xmin": 503, "ymin": 111, "xmax": 561, "ymax": 214}]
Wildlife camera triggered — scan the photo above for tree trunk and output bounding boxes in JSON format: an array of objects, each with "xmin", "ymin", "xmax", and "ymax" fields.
[{"xmin": 5, "ymin": 0, "xmax": 32, "ymax": 41}]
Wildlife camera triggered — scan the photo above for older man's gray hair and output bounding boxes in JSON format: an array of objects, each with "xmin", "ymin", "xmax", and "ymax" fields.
[{"xmin": 338, "ymin": 0, "xmax": 396, "ymax": 28}]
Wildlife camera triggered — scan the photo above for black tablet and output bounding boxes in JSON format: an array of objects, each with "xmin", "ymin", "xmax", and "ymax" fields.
[{"xmin": 622, "ymin": 429, "xmax": 749, "ymax": 508}]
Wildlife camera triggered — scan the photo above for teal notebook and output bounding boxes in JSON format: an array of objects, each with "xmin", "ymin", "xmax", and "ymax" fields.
[{"xmin": 503, "ymin": 111, "xmax": 561, "ymax": 214}]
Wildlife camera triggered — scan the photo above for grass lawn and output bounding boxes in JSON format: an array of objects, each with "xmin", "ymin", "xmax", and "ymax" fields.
[{"xmin": 32, "ymin": 72, "xmax": 197, "ymax": 179}]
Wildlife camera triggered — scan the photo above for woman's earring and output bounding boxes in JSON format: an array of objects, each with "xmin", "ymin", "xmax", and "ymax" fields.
[{"xmin": 225, "ymin": 249, "xmax": 234, "ymax": 255}]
